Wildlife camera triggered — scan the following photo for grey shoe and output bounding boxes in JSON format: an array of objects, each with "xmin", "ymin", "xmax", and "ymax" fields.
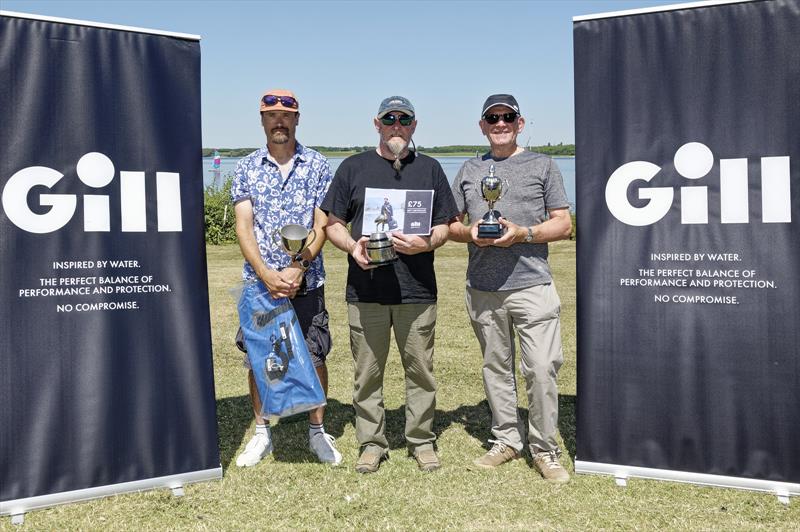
[
  {"xmin": 355, "ymin": 447, "xmax": 385, "ymax": 474},
  {"xmin": 414, "ymin": 448, "xmax": 441, "ymax": 472},
  {"xmin": 471, "ymin": 440, "xmax": 520, "ymax": 470},
  {"xmin": 532, "ymin": 449, "xmax": 570, "ymax": 484}
]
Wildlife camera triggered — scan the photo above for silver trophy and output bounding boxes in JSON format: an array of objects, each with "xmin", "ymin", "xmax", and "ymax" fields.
[
  {"xmin": 272, "ymin": 224, "xmax": 317, "ymax": 293},
  {"xmin": 272, "ymin": 223, "xmax": 317, "ymax": 258},
  {"xmin": 477, "ymin": 164, "xmax": 508, "ymax": 238},
  {"xmin": 366, "ymin": 216, "xmax": 398, "ymax": 266}
]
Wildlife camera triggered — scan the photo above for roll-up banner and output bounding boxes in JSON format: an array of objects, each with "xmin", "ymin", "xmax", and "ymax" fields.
[
  {"xmin": 573, "ymin": 0, "xmax": 799, "ymax": 498},
  {"xmin": 0, "ymin": 12, "xmax": 221, "ymax": 519}
]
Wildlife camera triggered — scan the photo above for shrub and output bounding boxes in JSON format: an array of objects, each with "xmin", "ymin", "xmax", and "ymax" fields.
[{"xmin": 204, "ymin": 175, "xmax": 237, "ymax": 244}]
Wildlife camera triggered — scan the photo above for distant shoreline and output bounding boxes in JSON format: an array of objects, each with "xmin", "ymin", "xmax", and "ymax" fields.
[
  {"xmin": 203, "ymin": 144, "xmax": 575, "ymax": 159},
  {"xmin": 202, "ymin": 151, "xmax": 576, "ymax": 159}
]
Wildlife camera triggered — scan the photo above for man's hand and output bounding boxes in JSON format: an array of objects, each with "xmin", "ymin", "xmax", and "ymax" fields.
[
  {"xmin": 391, "ymin": 231, "xmax": 431, "ymax": 255},
  {"xmin": 350, "ymin": 236, "xmax": 376, "ymax": 270},
  {"xmin": 469, "ymin": 218, "xmax": 524, "ymax": 248},
  {"xmin": 259, "ymin": 268, "xmax": 299, "ymax": 299},
  {"xmin": 277, "ymin": 264, "xmax": 304, "ymax": 298},
  {"xmin": 491, "ymin": 218, "xmax": 524, "ymax": 248}
]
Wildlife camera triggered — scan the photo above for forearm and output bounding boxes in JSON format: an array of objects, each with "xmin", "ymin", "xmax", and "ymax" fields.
[
  {"xmin": 448, "ymin": 216, "xmax": 473, "ymax": 243},
  {"xmin": 517, "ymin": 209, "xmax": 572, "ymax": 244},
  {"xmin": 235, "ymin": 219, "xmax": 271, "ymax": 280},
  {"xmin": 325, "ymin": 217, "xmax": 358, "ymax": 254},
  {"xmin": 428, "ymin": 223, "xmax": 450, "ymax": 250},
  {"xmin": 302, "ymin": 208, "xmax": 329, "ymax": 260}
]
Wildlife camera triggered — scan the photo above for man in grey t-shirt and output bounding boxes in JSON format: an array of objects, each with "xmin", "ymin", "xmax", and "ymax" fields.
[{"xmin": 448, "ymin": 94, "xmax": 572, "ymax": 483}]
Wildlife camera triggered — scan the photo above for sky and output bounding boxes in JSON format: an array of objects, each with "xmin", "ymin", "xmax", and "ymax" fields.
[{"xmin": 3, "ymin": 0, "xmax": 679, "ymax": 149}]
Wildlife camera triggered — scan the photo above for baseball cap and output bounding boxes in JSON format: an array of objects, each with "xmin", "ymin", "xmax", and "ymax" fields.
[
  {"xmin": 377, "ymin": 96, "xmax": 415, "ymax": 118},
  {"xmin": 259, "ymin": 88, "xmax": 299, "ymax": 112},
  {"xmin": 481, "ymin": 94, "xmax": 520, "ymax": 117}
]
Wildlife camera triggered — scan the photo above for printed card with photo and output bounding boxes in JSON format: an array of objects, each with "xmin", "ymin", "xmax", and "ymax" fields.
[{"xmin": 362, "ymin": 188, "xmax": 434, "ymax": 235}]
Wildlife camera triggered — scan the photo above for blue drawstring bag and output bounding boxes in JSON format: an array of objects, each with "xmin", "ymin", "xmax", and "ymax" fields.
[{"xmin": 237, "ymin": 281, "xmax": 326, "ymax": 419}]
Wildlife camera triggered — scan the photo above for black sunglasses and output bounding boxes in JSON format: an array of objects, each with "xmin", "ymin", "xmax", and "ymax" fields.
[
  {"xmin": 262, "ymin": 94, "xmax": 299, "ymax": 109},
  {"xmin": 380, "ymin": 113, "xmax": 414, "ymax": 126},
  {"xmin": 483, "ymin": 112, "xmax": 519, "ymax": 125}
]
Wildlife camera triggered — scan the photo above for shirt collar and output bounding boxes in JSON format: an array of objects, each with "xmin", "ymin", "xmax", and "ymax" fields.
[{"xmin": 260, "ymin": 142, "xmax": 308, "ymax": 166}]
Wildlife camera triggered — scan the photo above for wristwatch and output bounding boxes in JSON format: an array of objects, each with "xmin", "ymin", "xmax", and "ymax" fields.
[
  {"xmin": 294, "ymin": 255, "xmax": 311, "ymax": 271},
  {"xmin": 524, "ymin": 227, "xmax": 534, "ymax": 243}
]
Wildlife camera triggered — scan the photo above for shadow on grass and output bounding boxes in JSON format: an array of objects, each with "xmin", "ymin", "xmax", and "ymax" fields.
[
  {"xmin": 217, "ymin": 393, "xmax": 577, "ymax": 467},
  {"xmin": 217, "ymin": 396, "xmax": 355, "ymax": 466},
  {"xmin": 381, "ymin": 393, "xmax": 577, "ymax": 460}
]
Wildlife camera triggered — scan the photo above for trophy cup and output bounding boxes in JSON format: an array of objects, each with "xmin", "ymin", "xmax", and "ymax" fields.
[
  {"xmin": 272, "ymin": 224, "xmax": 317, "ymax": 293},
  {"xmin": 477, "ymin": 164, "xmax": 507, "ymax": 239},
  {"xmin": 366, "ymin": 215, "xmax": 398, "ymax": 266}
]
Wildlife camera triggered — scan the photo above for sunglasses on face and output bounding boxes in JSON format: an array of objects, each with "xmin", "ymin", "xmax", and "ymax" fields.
[
  {"xmin": 380, "ymin": 113, "xmax": 414, "ymax": 126},
  {"xmin": 483, "ymin": 112, "xmax": 519, "ymax": 125},
  {"xmin": 262, "ymin": 94, "xmax": 299, "ymax": 109}
]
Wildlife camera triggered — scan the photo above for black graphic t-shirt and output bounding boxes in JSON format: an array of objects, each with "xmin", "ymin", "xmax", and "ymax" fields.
[{"xmin": 321, "ymin": 150, "xmax": 458, "ymax": 304}]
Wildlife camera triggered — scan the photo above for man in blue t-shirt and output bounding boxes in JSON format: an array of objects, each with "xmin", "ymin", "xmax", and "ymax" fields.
[
  {"xmin": 231, "ymin": 88, "xmax": 341, "ymax": 467},
  {"xmin": 322, "ymin": 96, "xmax": 458, "ymax": 473},
  {"xmin": 449, "ymin": 94, "xmax": 572, "ymax": 483}
]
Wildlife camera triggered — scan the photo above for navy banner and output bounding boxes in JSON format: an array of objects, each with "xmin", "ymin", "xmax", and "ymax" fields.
[
  {"xmin": 574, "ymin": 0, "xmax": 799, "ymax": 494},
  {"xmin": 0, "ymin": 13, "xmax": 220, "ymax": 514}
]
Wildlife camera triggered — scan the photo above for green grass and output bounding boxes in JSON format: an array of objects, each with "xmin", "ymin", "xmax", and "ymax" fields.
[{"xmin": 5, "ymin": 241, "xmax": 798, "ymax": 530}]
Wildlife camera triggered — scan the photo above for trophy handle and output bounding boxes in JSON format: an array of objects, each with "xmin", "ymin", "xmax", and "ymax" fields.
[
  {"xmin": 305, "ymin": 228, "xmax": 317, "ymax": 249},
  {"xmin": 498, "ymin": 178, "xmax": 510, "ymax": 202},
  {"xmin": 271, "ymin": 229, "xmax": 281, "ymax": 247}
]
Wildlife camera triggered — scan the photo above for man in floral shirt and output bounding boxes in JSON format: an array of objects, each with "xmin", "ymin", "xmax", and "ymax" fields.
[{"xmin": 231, "ymin": 89, "xmax": 340, "ymax": 467}]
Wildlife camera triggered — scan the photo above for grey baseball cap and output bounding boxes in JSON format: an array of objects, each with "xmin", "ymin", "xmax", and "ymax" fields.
[
  {"xmin": 377, "ymin": 95, "xmax": 415, "ymax": 118},
  {"xmin": 481, "ymin": 94, "xmax": 520, "ymax": 116}
]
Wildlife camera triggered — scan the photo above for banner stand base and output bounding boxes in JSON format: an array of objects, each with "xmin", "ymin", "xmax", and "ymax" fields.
[
  {"xmin": 576, "ymin": 460, "xmax": 798, "ymax": 504},
  {"xmin": 1, "ymin": 467, "xmax": 222, "ymax": 524}
]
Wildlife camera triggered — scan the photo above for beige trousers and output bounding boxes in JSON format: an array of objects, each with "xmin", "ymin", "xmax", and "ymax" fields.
[
  {"xmin": 466, "ymin": 283, "xmax": 564, "ymax": 453},
  {"xmin": 348, "ymin": 302, "xmax": 437, "ymax": 454}
]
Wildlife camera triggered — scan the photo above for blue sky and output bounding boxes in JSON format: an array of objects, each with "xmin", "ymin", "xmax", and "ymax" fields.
[{"xmin": 3, "ymin": 0, "xmax": 677, "ymax": 148}]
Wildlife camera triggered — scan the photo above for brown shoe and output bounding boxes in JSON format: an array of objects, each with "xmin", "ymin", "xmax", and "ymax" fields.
[
  {"xmin": 414, "ymin": 448, "xmax": 441, "ymax": 472},
  {"xmin": 471, "ymin": 440, "xmax": 520, "ymax": 470},
  {"xmin": 532, "ymin": 449, "xmax": 570, "ymax": 484},
  {"xmin": 355, "ymin": 447, "xmax": 385, "ymax": 474}
]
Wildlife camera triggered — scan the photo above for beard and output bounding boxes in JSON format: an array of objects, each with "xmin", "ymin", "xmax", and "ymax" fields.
[
  {"xmin": 386, "ymin": 136, "xmax": 407, "ymax": 171},
  {"xmin": 270, "ymin": 129, "xmax": 290, "ymax": 144}
]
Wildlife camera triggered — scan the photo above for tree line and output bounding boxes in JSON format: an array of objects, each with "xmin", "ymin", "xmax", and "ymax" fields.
[{"xmin": 202, "ymin": 143, "xmax": 575, "ymax": 158}]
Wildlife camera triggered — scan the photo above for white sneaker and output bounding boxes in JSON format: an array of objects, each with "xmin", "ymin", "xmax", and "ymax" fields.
[
  {"xmin": 309, "ymin": 432, "xmax": 343, "ymax": 466},
  {"xmin": 236, "ymin": 432, "xmax": 273, "ymax": 467}
]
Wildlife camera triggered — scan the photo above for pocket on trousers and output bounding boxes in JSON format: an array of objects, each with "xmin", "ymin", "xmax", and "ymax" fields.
[{"xmin": 305, "ymin": 309, "xmax": 332, "ymax": 357}]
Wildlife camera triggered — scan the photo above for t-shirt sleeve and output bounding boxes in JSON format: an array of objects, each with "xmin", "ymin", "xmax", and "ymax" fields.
[
  {"xmin": 450, "ymin": 164, "xmax": 467, "ymax": 214},
  {"xmin": 314, "ymin": 157, "xmax": 333, "ymax": 209},
  {"xmin": 230, "ymin": 158, "xmax": 250, "ymax": 204},
  {"xmin": 320, "ymin": 161, "xmax": 351, "ymax": 222},
  {"xmin": 431, "ymin": 162, "xmax": 459, "ymax": 226},
  {"xmin": 543, "ymin": 157, "xmax": 570, "ymax": 211}
]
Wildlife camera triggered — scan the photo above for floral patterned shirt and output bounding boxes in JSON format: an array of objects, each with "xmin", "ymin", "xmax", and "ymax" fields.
[{"xmin": 231, "ymin": 142, "xmax": 332, "ymax": 288}]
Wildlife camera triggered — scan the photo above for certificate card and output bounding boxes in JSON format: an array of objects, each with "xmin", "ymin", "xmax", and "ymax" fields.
[{"xmin": 362, "ymin": 188, "xmax": 434, "ymax": 236}]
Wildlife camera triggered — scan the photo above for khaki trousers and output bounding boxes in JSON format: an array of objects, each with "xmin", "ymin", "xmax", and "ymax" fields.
[
  {"xmin": 348, "ymin": 302, "xmax": 437, "ymax": 453},
  {"xmin": 466, "ymin": 283, "xmax": 563, "ymax": 453}
]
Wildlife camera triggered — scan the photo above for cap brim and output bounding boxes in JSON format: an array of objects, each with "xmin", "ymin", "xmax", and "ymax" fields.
[
  {"xmin": 482, "ymin": 103, "xmax": 518, "ymax": 116},
  {"xmin": 378, "ymin": 107, "xmax": 414, "ymax": 118}
]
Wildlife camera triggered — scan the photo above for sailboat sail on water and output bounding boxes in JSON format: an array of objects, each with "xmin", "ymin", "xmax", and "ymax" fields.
[{"xmin": 209, "ymin": 149, "xmax": 221, "ymax": 188}]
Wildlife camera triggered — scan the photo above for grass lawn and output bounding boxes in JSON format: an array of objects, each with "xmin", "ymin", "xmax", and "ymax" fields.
[{"xmin": 6, "ymin": 241, "xmax": 798, "ymax": 530}]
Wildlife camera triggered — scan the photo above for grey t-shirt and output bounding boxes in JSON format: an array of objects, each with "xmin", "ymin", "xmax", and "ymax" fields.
[{"xmin": 451, "ymin": 150, "xmax": 569, "ymax": 291}]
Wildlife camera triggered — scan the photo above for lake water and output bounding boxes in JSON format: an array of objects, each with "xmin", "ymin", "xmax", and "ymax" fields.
[{"xmin": 203, "ymin": 155, "xmax": 576, "ymax": 208}]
